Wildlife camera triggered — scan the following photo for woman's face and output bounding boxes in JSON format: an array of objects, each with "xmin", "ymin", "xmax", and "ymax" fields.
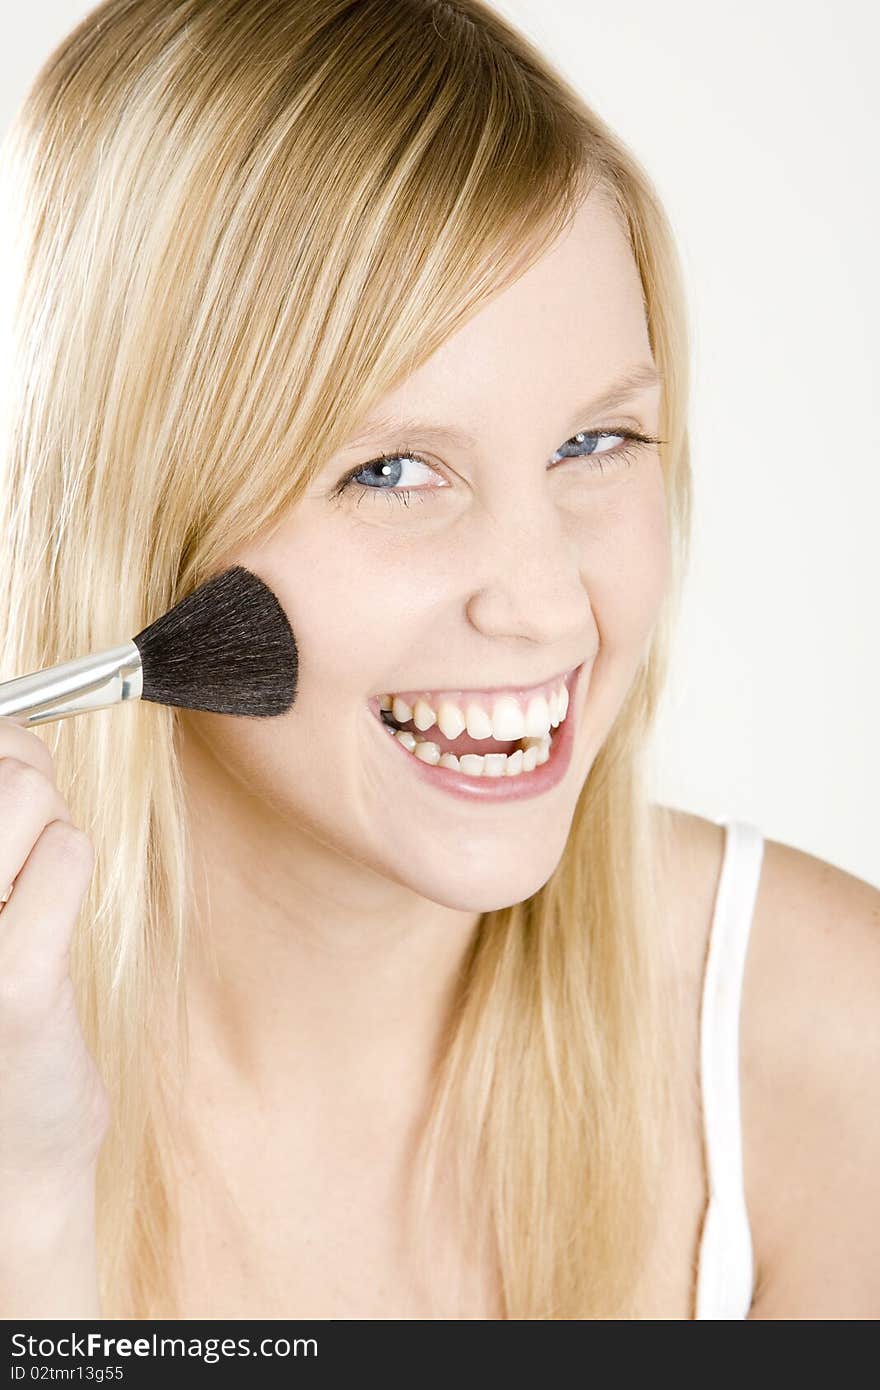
[{"xmin": 184, "ymin": 191, "xmax": 670, "ymax": 913}]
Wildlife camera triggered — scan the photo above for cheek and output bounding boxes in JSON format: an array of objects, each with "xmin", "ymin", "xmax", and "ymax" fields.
[
  {"xmin": 573, "ymin": 475, "xmax": 671, "ymax": 645},
  {"xmin": 244, "ymin": 513, "xmax": 428, "ymax": 692}
]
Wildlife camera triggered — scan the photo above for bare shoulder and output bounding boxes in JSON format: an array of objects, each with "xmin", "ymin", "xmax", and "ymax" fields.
[
  {"xmin": 739, "ymin": 830, "xmax": 880, "ymax": 1318},
  {"xmin": 650, "ymin": 804, "xmax": 880, "ymax": 1317}
]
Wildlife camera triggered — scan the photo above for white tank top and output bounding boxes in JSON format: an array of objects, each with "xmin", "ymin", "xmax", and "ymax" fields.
[{"xmin": 693, "ymin": 818, "xmax": 765, "ymax": 1319}]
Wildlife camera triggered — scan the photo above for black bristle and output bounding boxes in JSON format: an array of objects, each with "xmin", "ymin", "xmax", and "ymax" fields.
[{"xmin": 132, "ymin": 566, "xmax": 298, "ymax": 717}]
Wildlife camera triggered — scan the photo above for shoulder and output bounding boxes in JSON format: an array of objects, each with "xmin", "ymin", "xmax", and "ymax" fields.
[
  {"xmin": 739, "ymin": 831, "xmax": 880, "ymax": 1317},
  {"xmin": 651, "ymin": 805, "xmax": 880, "ymax": 1317}
]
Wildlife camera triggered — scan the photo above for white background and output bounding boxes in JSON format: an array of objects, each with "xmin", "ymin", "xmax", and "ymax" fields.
[{"xmin": 2, "ymin": 2, "xmax": 877, "ymax": 885}]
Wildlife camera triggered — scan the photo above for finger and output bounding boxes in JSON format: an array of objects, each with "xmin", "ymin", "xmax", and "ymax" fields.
[
  {"xmin": 0, "ymin": 717, "xmax": 59, "ymax": 788},
  {"xmin": 0, "ymin": 820, "xmax": 95, "ymax": 1003},
  {"xmin": 0, "ymin": 758, "xmax": 74, "ymax": 911}
]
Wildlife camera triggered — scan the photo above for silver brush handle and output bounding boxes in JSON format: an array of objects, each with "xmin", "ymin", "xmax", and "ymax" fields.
[
  {"xmin": 0, "ymin": 640, "xmax": 143, "ymax": 907},
  {"xmin": 0, "ymin": 640, "xmax": 143, "ymax": 729}
]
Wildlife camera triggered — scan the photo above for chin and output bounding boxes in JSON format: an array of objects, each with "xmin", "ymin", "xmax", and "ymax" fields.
[{"xmin": 395, "ymin": 851, "xmax": 566, "ymax": 915}]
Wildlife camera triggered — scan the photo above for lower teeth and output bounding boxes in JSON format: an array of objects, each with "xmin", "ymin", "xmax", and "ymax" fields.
[{"xmin": 382, "ymin": 723, "xmax": 554, "ymax": 777}]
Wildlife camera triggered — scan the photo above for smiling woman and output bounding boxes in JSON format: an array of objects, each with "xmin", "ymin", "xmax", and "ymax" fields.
[{"xmin": 0, "ymin": 0, "xmax": 876, "ymax": 1326}]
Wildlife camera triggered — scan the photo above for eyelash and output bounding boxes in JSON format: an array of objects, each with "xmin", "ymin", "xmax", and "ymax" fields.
[{"xmin": 331, "ymin": 428, "xmax": 664, "ymax": 509}]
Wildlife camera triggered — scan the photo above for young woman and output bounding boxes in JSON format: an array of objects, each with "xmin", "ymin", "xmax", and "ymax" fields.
[{"xmin": 0, "ymin": 0, "xmax": 876, "ymax": 1320}]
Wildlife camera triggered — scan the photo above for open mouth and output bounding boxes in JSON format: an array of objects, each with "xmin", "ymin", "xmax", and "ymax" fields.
[
  {"xmin": 375, "ymin": 706, "xmax": 550, "ymax": 761},
  {"xmin": 370, "ymin": 671, "xmax": 574, "ymax": 779}
]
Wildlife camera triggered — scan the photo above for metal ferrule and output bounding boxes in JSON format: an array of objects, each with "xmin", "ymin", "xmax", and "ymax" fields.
[{"xmin": 0, "ymin": 640, "xmax": 144, "ymax": 728}]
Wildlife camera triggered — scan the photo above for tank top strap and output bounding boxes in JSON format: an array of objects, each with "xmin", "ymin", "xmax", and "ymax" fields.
[{"xmin": 694, "ymin": 817, "xmax": 765, "ymax": 1318}]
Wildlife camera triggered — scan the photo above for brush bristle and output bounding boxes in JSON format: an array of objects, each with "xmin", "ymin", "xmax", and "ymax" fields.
[{"xmin": 132, "ymin": 566, "xmax": 298, "ymax": 717}]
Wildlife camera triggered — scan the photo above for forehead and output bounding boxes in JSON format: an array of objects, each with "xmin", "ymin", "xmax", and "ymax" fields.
[{"xmin": 358, "ymin": 192, "xmax": 653, "ymax": 435}]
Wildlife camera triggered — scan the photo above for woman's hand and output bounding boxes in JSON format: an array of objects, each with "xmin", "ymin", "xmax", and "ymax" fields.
[{"xmin": 0, "ymin": 715, "xmax": 107, "ymax": 1316}]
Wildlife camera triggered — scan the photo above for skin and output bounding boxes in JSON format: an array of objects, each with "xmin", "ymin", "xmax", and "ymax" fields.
[{"xmin": 175, "ymin": 188, "xmax": 669, "ymax": 1172}]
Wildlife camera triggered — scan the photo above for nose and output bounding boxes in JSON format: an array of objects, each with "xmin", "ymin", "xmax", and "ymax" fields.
[{"xmin": 463, "ymin": 492, "xmax": 590, "ymax": 647}]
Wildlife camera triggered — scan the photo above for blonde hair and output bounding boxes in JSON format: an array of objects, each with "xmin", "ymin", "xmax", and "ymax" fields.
[{"xmin": 0, "ymin": 0, "xmax": 693, "ymax": 1318}]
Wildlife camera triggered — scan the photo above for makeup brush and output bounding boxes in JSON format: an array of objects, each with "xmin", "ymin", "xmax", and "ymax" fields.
[
  {"xmin": 0, "ymin": 565, "xmax": 298, "ymax": 729},
  {"xmin": 0, "ymin": 565, "xmax": 298, "ymax": 905}
]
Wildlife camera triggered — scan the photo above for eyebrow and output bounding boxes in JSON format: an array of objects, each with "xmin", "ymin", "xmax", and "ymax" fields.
[{"xmin": 342, "ymin": 362, "xmax": 662, "ymax": 451}]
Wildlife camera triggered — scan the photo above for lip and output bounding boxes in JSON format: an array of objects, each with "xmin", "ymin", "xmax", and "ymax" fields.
[
  {"xmin": 368, "ymin": 657, "xmax": 590, "ymax": 803},
  {"xmin": 369, "ymin": 662, "xmax": 580, "ymax": 708}
]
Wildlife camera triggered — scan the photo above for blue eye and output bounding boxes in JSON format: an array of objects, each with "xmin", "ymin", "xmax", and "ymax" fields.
[{"xmin": 332, "ymin": 428, "xmax": 663, "ymax": 509}]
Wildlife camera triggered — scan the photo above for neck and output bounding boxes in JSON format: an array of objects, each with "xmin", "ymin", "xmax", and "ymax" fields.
[{"xmin": 175, "ymin": 720, "xmax": 481, "ymax": 1126}]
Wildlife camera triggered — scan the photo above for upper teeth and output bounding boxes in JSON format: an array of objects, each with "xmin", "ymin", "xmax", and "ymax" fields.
[{"xmin": 378, "ymin": 679, "xmax": 570, "ymax": 742}]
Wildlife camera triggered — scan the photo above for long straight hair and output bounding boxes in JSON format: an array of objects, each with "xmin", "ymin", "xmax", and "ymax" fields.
[{"xmin": 0, "ymin": 0, "xmax": 693, "ymax": 1317}]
